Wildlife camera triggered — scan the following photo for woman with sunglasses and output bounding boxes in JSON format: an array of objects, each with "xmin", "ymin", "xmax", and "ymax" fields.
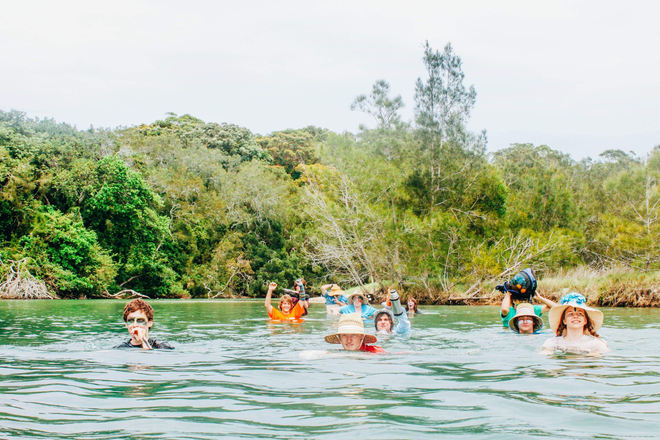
[
  {"xmin": 339, "ymin": 291, "xmax": 376, "ymax": 321},
  {"xmin": 116, "ymin": 299, "xmax": 174, "ymax": 350}
]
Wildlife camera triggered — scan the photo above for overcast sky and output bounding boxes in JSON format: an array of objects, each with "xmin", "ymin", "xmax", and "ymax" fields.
[{"xmin": 1, "ymin": 0, "xmax": 658, "ymax": 160}]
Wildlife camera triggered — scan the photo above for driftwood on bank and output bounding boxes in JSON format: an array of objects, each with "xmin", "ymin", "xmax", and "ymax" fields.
[
  {"xmin": 103, "ymin": 289, "xmax": 150, "ymax": 299},
  {"xmin": 0, "ymin": 259, "xmax": 54, "ymax": 299}
]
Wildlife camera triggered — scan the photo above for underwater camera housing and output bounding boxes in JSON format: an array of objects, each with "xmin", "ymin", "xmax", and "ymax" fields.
[{"xmin": 496, "ymin": 268, "xmax": 537, "ymax": 302}]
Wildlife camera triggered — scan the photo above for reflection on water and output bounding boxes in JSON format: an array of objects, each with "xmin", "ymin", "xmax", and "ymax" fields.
[{"xmin": 1, "ymin": 300, "xmax": 659, "ymax": 439}]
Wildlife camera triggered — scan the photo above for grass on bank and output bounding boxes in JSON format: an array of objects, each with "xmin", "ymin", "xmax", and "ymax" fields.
[{"xmin": 401, "ymin": 266, "xmax": 660, "ymax": 307}]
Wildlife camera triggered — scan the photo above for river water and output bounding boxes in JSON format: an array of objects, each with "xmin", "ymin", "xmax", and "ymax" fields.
[{"xmin": 0, "ymin": 300, "xmax": 658, "ymax": 439}]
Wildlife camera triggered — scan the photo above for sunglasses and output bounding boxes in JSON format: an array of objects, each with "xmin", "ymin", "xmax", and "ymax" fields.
[{"xmin": 126, "ymin": 318, "xmax": 148, "ymax": 326}]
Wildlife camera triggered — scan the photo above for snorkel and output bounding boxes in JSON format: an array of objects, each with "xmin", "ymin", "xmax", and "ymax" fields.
[{"xmin": 127, "ymin": 317, "xmax": 152, "ymax": 350}]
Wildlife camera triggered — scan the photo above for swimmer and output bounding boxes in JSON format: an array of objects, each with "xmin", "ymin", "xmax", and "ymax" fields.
[
  {"xmin": 406, "ymin": 297, "xmax": 422, "ymax": 315},
  {"xmin": 374, "ymin": 289, "xmax": 410, "ymax": 335},
  {"xmin": 325, "ymin": 313, "xmax": 385, "ymax": 353},
  {"xmin": 541, "ymin": 293, "xmax": 608, "ymax": 355},
  {"xmin": 339, "ymin": 291, "xmax": 376, "ymax": 321},
  {"xmin": 115, "ymin": 298, "xmax": 174, "ymax": 350},
  {"xmin": 265, "ymin": 282, "xmax": 306, "ymax": 321},
  {"xmin": 321, "ymin": 284, "xmax": 348, "ymax": 315},
  {"xmin": 508, "ymin": 303, "xmax": 543, "ymax": 334},
  {"xmin": 499, "ymin": 268, "xmax": 557, "ymax": 327}
]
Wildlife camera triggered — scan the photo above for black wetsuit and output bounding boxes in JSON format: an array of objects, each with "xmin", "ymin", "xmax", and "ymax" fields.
[{"xmin": 115, "ymin": 338, "xmax": 174, "ymax": 350}]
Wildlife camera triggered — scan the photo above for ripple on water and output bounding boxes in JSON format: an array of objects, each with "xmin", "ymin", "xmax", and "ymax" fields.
[{"xmin": 1, "ymin": 302, "xmax": 659, "ymax": 439}]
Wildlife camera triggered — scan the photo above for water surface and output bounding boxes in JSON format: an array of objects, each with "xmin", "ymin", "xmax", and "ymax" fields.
[{"xmin": 1, "ymin": 300, "xmax": 658, "ymax": 439}]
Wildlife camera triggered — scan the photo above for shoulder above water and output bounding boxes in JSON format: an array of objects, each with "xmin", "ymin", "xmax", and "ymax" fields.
[{"xmin": 115, "ymin": 338, "xmax": 175, "ymax": 350}]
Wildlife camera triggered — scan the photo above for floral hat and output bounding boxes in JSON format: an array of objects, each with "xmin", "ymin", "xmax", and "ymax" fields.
[{"xmin": 549, "ymin": 292, "xmax": 604, "ymax": 335}]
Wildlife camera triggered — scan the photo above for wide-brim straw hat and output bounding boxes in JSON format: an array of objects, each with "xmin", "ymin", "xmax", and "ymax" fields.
[
  {"xmin": 508, "ymin": 302, "xmax": 543, "ymax": 333},
  {"xmin": 325, "ymin": 313, "xmax": 377, "ymax": 344},
  {"xmin": 347, "ymin": 291, "xmax": 370, "ymax": 304},
  {"xmin": 549, "ymin": 292, "xmax": 604, "ymax": 334},
  {"xmin": 328, "ymin": 284, "xmax": 345, "ymax": 296}
]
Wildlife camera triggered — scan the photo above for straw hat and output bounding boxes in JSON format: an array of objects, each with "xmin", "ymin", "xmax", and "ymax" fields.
[
  {"xmin": 508, "ymin": 303, "xmax": 543, "ymax": 333},
  {"xmin": 549, "ymin": 292, "xmax": 604, "ymax": 334},
  {"xmin": 328, "ymin": 284, "xmax": 345, "ymax": 296},
  {"xmin": 347, "ymin": 291, "xmax": 369, "ymax": 305},
  {"xmin": 325, "ymin": 313, "xmax": 377, "ymax": 344}
]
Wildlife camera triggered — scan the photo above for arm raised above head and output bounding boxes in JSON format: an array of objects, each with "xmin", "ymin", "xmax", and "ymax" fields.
[
  {"xmin": 264, "ymin": 282, "xmax": 277, "ymax": 314},
  {"xmin": 501, "ymin": 292, "xmax": 512, "ymax": 316}
]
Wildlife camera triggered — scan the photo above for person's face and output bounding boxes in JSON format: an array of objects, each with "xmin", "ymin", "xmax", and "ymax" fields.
[
  {"xmin": 352, "ymin": 296, "xmax": 363, "ymax": 307},
  {"xmin": 376, "ymin": 314, "xmax": 393, "ymax": 332},
  {"xmin": 408, "ymin": 299, "xmax": 414, "ymax": 308},
  {"xmin": 281, "ymin": 300, "xmax": 293, "ymax": 314},
  {"xmin": 516, "ymin": 316, "xmax": 535, "ymax": 334},
  {"xmin": 126, "ymin": 310, "xmax": 152, "ymax": 338},
  {"xmin": 339, "ymin": 333, "xmax": 364, "ymax": 351},
  {"xmin": 563, "ymin": 307, "xmax": 587, "ymax": 330}
]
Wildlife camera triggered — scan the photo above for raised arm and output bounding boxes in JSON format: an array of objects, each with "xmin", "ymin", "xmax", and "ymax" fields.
[
  {"xmin": 535, "ymin": 293, "xmax": 557, "ymax": 314},
  {"xmin": 264, "ymin": 282, "xmax": 277, "ymax": 314},
  {"xmin": 501, "ymin": 292, "xmax": 512, "ymax": 317}
]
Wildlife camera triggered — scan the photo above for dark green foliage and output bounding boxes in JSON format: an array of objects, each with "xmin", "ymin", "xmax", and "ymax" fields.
[
  {"xmin": 18, "ymin": 205, "xmax": 116, "ymax": 297},
  {"xmin": 240, "ymin": 221, "xmax": 305, "ymax": 297}
]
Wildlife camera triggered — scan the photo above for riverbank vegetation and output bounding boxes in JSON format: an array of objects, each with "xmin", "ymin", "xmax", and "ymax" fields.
[{"xmin": 0, "ymin": 41, "xmax": 657, "ymax": 304}]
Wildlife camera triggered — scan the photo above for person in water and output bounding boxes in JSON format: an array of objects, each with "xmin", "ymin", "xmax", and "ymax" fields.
[
  {"xmin": 508, "ymin": 303, "xmax": 544, "ymax": 334},
  {"xmin": 498, "ymin": 268, "xmax": 557, "ymax": 327},
  {"xmin": 289, "ymin": 278, "xmax": 310, "ymax": 316},
  {"xmin": 374, "ymin": 289, "xmax": 410, "ymax": 335},
  {"xmin": 325, "ymin": 313, "xmax": 385, "ymax": 353},
  {"xmin": 542, "ymin": 292, "xmax": 608, "ymax": 355},
  {"xmin": 406, "ymin": 297, "xmax": 422, "ymax": 314},
  {"xmin": 322, "ymin": 283, "xmax": 348, "ymax": 315},
  {"xmin": 265, "ymin": 282, "xmax": 306, "ymax": 321},
  {"xmin": 339, "ymin": 291, "xmax": 376, "ymax": 320},
  {"xmin": 116, "ymin": 298, "xmax": 174, "ymax": 350}
]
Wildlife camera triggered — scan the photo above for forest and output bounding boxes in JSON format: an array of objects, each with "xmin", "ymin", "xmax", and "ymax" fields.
[{"xmin": 0, "ymin": 42, "xmax": 657, "ymax": 302}]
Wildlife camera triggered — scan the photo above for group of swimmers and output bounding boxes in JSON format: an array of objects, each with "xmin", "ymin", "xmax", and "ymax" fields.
[
  {"xmin": 117, "ymin": 268, "xmax": 609, "ymax": 355},
  {"xmin": 499, "ymin": 268, "xmax": 608, "ymax": 355}
]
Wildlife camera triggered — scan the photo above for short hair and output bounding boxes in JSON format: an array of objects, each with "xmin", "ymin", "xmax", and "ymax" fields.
[
  {"xmin": 279, "ymin": 294, "xmax": 293, "ymax": 308},
  {"xmin": 123, "ymin": 299, "xmax": 154, "ymax": 322}
]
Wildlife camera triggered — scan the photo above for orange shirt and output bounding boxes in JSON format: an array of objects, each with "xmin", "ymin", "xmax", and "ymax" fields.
[{"xmin": 268, "ymin": 302, "xmax": 305, "ymax": 321}]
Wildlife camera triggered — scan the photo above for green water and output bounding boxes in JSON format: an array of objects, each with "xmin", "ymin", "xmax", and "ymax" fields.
[{"xmin": 1, "ymin": 300, "xmax": 659, "ymax": 439}]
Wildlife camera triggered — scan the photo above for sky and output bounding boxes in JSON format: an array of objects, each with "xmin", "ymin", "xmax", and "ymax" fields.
[{"xmin": 1, "ymin": 0, "xmax": 658, "ymax": 161}]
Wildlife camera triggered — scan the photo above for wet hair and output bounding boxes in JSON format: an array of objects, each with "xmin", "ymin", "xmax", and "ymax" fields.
[
  {"xmin": 374, "ymin": 311, "xmax": 393, "ymax": 329},
  {"xmin": 279, "ymin": 294, "xmax": 293, "ymax": 309},
  {"xmin": 407, "ymin": 297, "xmax": 418, "ymax": 313},
  {"xmin": 123, "ymin": 299, "xmax": 154, "ymax": 322},
  {"xmin": 556, "ymin": 307, "xmax": 600, "ymax": 337}
]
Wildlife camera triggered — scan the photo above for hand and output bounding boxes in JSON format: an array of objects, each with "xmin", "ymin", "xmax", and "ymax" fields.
[
  {"xmin": 130, "ymin": 325, "xmax": 147, "ymax": 341},
  {"xmin": 268, "ymin": 282, "xmax": 277, "ymax": 291}
]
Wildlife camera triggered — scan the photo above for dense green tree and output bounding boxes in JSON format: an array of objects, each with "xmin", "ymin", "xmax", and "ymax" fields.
[
  {"xmin": 18, "ymin": 205, "xmax": 116, "ymax": 297},
  {"xmin": 256, "ymin": 129, "xmax": 319, "ymax": 176}
]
